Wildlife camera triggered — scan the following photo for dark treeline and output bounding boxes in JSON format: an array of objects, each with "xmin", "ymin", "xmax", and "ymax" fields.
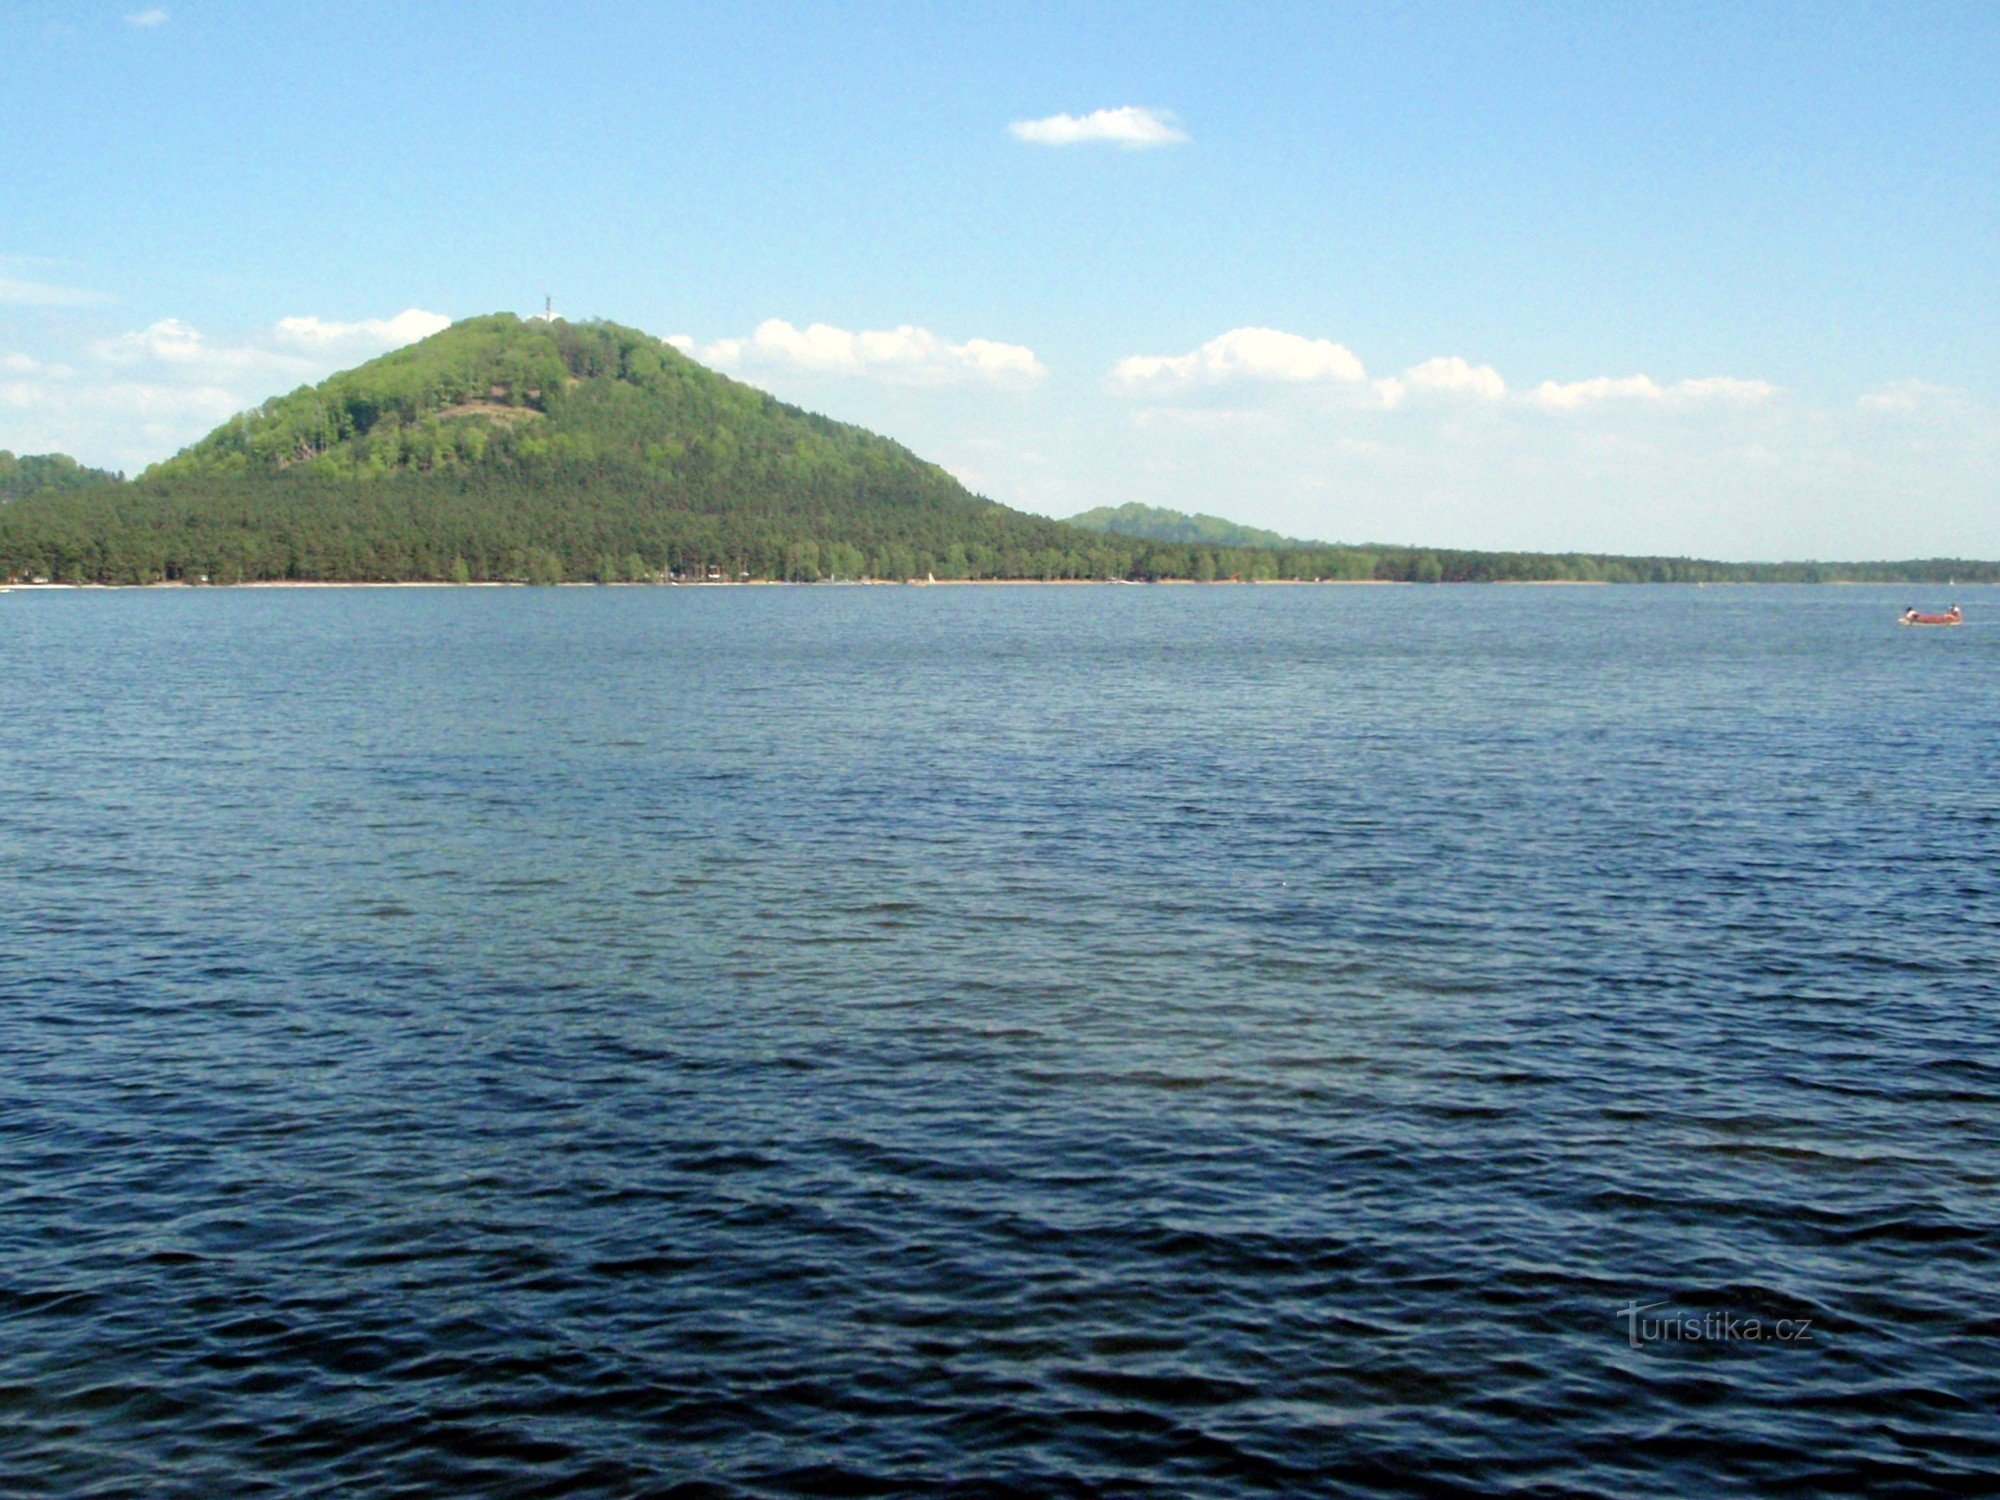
[
  {"xmin": 2, "ymin": 314, "xmax": 1993, "ymax": 586},
  {"xmin": 5, "ymin": 465, "xmax": 1993, "ymax": 586},
  {"xmin": 0, "ymin": 461, "xmax": 1112, "ymax": 585}
]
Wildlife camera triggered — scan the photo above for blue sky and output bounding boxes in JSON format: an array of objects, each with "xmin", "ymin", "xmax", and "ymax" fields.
[{"xmin": 4, "ymin": 1, "xmax": 1998, "ymax": 558}]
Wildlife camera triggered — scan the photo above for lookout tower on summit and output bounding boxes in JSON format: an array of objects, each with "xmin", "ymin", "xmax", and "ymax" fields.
[{"xmin": 532, "ymin": 296, "xmax": 556, "ymax": 323}]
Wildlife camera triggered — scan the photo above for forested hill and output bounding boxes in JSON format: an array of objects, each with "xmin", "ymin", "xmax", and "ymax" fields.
[
  {"xmin": 1067, "ymin": 502, "xmax": 1304, "ymax": 550},
  {"xmin": 0, "ymin": 451, "xmax": 123, "ymax": 501},
  {"xmin": 3, "ymin": 313, "xmax": 1108, "ymax": 584},
  {"xmin": 1, "ymin": 313, "xmax": 1996, "ymax": 586},
  {"xmin": 148, "ymin": 313, "xmax": 911, "ymax": 487}
]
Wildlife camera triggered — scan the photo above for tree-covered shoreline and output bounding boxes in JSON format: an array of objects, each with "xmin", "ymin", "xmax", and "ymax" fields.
[
  {"xmin": 5, "ymin": 464, "xmax": 1989, "ymax": 588},
  {"xmin": 3, "ymin": 314, "xmax": 1993, "ymax": 587}
]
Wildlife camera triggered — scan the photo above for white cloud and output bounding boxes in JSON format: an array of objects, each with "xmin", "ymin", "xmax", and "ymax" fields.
[
  {"xmin": 1008, "ymin": 106, "xmax": 1188, "ymax": 149},
  {"xmin": 1857, "ymin": 380, "xmax": 1974, "ymax": 416},
  {"xmin": 0, "ymin": 378, "xmax": 225, "ymax": 418},
  {"xmin": 92, "ymin": 318, "xmax": 207, "ymax": 365},
  {"xmin": 89, "ymin": 308, "xmax": 446, "ymax": 386},
  {"xmin": 665, "ymin": 334, "xmax": 696, "ymax": 354},
  {"xmin": 2, "ymin": 307, "xmax": 457, "ymax": 469},
  {"xmin": 0, "ymin": 352, "xmax": 74, "ymax": 379},
  {"xmin": 92, "ymin": 318, "xmax": 317, "ymax": 382},
  {"xmin": 698, "ymin": 318, "xmax": 1046, "ymax": 387},
  {"xmin": 1527, "ymin": 374, "xmax": 1777, "ymax": 411},
  {"xmin": 1115, "ymin": 328, "xmax": 1782, "ymax": 428},
  {"xmin": 1114, "ymin": 327, "xmax": 1369, "ymax": 394},
  {"xmin": 1674, "ymin": 376, "xmax": 1779, "ymax": 404},
  {"xmin": 1403, "ymin": 356, "xmax": 1507, "ymax": 402},
  {"xmin": 125, "ymin": 9, "xmax": 168, "ymax": 25},
  {"xmin": 271, "ymin": 308, "xmax": 450, "ymax": 354},
  {"xmin": 1131, "ymin": 406, "xmax": 1289, "ymax": 436},
  {"xmin": 1528, "ymin": 374, "xmax": 1663, "ymax": 409},
  {"xmin": 0, "ymin": 276, "xmax": 108, "ymax": 308},
  {"xmin": 0, "ymin": 370, "xmax": 238, "ymax": 472}
]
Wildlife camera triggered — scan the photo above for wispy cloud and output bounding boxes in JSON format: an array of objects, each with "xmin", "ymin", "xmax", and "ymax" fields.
[
  {"xmin": 272, "ymin": 308, "xmax": 451, "ymax": 355},
  {"xmin": 5, "ymin": 307, "xmax": 455, "ymax": 470},
  {"xmin": 92, "ymin": 318, "xmax": 318, "ymax": 382},
  {"xmin": 125, "ymin": 9, "xmax": 169, "ymax": 26},
  {"xmin": 89, "ymin": 309, "xmax": 450, "ymax": 381},
  {"xmin": 1527, "ymin": 374, "xmax": 1777, "ymax": 411},
  {"xmin": 1008, "ymin": 106, "xmax": 1188, "ymax": 150},
  {"xmin": 0, "ymin": 377, "xmax": 234, "ymax": 425},
  {"xmin": 1130, "ymin": 405, "xmax": 1289, "ymax": 437},
  {"xmin": 0, "ymin": 371, "xmax": 239, "ymax": 473},
  {"xmin": 0, "ymin": 275, "xmax": 109, "ymax": 308},
  {"xmin": 692, "ymin": 318, "xmax": 1046, "ymax": 388},
  {"xmin": 1856, "ymin": 380, "xmax": 1974, "ymax": 417}
]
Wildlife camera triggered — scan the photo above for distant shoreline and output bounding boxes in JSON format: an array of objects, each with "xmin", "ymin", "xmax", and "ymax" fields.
[{"xmin": 7, "ymin": 577, "xmax": 1988, "ymax": 592}]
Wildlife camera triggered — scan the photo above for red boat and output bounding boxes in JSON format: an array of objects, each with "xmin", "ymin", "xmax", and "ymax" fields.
[{"xmin": 1899, "ymin": 605, "xmax": 1963, "ymax": 626}]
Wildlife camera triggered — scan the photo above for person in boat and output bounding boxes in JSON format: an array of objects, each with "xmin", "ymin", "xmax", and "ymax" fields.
[{"xmin": 1902, "ymin": 603, "xmax": 1965, "ymax": 625}]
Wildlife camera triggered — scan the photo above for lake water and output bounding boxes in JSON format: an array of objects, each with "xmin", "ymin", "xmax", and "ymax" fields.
[{"xmin": 2, "ymin": 583, "xmax": 1996, "ymax": 1496}]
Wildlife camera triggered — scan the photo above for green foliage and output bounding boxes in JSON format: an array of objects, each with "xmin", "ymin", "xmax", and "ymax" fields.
[
  {"xmin": 1067, "ymin": 501, "xmax": 1305, "ymax": 549},
  {"xmin": 3, "ymin": 315, "xmax": 1995, "ymax": 587},
  {"xmin": 0, "ymin": 451, "xmax": 123, "ymax": 502},
  {"xmin": 147, "ymin": 314, "xmax": 573, "ymax": 480}
]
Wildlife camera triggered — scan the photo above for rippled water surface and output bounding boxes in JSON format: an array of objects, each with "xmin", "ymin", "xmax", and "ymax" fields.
[{"xmin": 3, "ymin": 583, "xmax": 1997, "ymax": 1497}]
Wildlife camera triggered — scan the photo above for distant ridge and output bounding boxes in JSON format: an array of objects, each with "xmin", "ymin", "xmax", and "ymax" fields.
[
  {"xmin": 0, "ymin": 451, "xmax": 122, "ymax": 502},
  {"xmin": 1066, "ymin": 502, "xmax": 1307, "ymax": 550},
  {"xmin": 1, "ymin": 313, "xmax": 1995, "ymax": 586}
]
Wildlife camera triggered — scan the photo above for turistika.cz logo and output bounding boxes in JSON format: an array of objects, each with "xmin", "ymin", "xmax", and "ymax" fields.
[{"xmin": 1620, "ymin": 1300, "xmax": 1815, "ymax": 1349}]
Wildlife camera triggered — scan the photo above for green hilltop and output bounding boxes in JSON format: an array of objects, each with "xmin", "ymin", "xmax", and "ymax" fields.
[
  {"xmin": 1, "ymin": 312, "xmax": 1994, "ymax": 586},
  {"xmin": 1066, "ymin": 502, "xmax": 1307, "ymax": 550},
  {"xmin": 0, "ymin": 450, "xmax": 122, "ymax": 502}
]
